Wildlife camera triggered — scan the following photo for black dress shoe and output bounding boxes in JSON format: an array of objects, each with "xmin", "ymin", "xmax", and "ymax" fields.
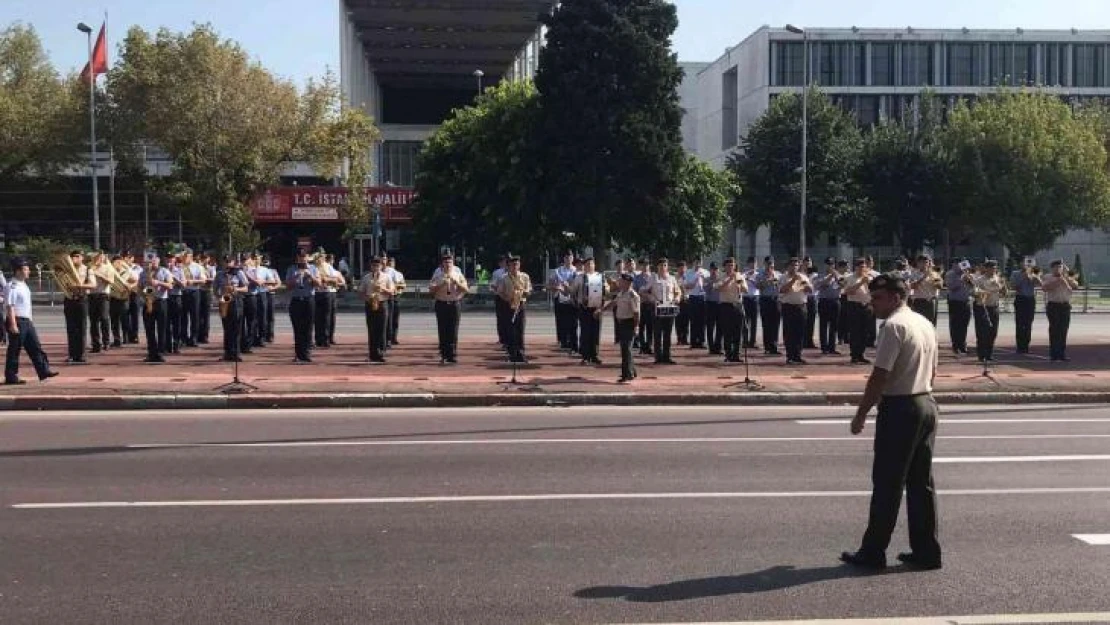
[
  {"xmin": 840, "ymin": 550, "xmax": 886, "ymax": 569},
  {"xmin": 5, "ymin": 378, "xmax": 26, "ymax": 385},
  {"xmin": 896, "ymin": 552, "xmax": 942, "ymax": 570},
  {"xmin": 40, "ymin": 371, "xmax": 60, "ymax": 380}
]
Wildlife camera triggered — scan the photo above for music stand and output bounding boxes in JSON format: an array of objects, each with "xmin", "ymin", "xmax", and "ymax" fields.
[{"xmin": 214, "ymin": 353, "xmax": 257, "ymax": 394}]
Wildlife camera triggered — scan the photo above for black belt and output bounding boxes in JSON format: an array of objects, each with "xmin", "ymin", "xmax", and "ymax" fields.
[
  {"xmin": 911, "ymin": 298, "xmax": 935, "ymax": 302},
  {"xmin": 882, "ymin": 392, "xmax": 931, "ymax": 399},
  {"xmin": 15, "ymin": 316, "xmax": 31, "ymax": 322},
  {"xmin": 292, "ymin": 296, "xmax": 312, "ymax": 301}
]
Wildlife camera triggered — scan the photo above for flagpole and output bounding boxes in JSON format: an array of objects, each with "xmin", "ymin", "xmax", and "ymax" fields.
[{"xmin": 85, "ymin": 28, "xmax": 101, "ymax": 251}]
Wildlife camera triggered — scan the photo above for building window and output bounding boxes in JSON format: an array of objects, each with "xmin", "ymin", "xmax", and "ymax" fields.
[
  {"xmin": 989, "ymin": 43, "xmax": 1012, "ymax": 85},
  {"xmin": 901, "ymin": 43, "xmax": 934, "ymax": 86},
  {"xmin": 851, "ymin": 43, "xmax": 867, "ymax": 86},
  {"xmin": 775, "ymin": 42, "xmax": 805, "ymax": 86},
  {"xmin": 721, "ymin": 67, "xmax": 738, "ymax": 150},
  {"xmin": 1074, "ymin": 44, "xmax": 1103, "ymax": 87},
  {"xmin": 855, "ymin": 95, "xmax": 879, "ymax": 127},
  {"xmin": 380, "ymin": 141, "xmax": 423, "ymax": 187},
  {"xmin": 871, "ymin": 43, "xmax": 894, "ymax": 86},
  {"xmin": 1045, "ymin": 44, "xmax": 1066, "ymax": 86},
  {"xmin": 947, "ymin": 43, "xmax": 978, "ymax": 86},
  {"xmin": 1013, "ymin": 44, "xmax": 1035, "ymax": 85},
  {"xmin": 816, "ymin": 42, "xmax": 855, "ymax": 86}
]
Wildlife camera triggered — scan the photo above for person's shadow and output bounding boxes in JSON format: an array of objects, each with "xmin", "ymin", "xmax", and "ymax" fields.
[{"xmin": 575, "ymin": 564, "xmax": 900, "ymax": 603}]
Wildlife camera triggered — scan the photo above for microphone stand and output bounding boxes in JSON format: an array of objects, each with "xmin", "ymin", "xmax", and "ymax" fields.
[{"xmin": 214, "ymin": 292, "xmax": 257, "ymax": 394}]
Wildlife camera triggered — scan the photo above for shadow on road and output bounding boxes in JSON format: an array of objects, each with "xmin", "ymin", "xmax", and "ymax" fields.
[{"xmin": 575, "ymin": 564, "xmax": 905, "ymax": 602}]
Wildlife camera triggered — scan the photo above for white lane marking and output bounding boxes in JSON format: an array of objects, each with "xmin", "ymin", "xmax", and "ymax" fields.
[
  {"xmin": 1073, "ymin": 534, "xmax": 1110, "ymax": 545},
  {"xmin": 935, "ymin": 455, "xmax": 1110, "ymax": 464},
  {"xmin": 13, "ymin": 487, "xmax": 1110, "ymax": 509},
  {"xmin": 124, "ymin": 434, "xmax": 1110, "ymax": 449},
  {"xmin": 613, "ymin": 613, "xmax": 1110, "ymax": 625},
  {"xmin": 797, "ymin": 419, "xmax": 1110, "ymax": 424}
]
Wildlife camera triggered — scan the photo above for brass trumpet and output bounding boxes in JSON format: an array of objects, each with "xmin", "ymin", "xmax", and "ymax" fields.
[{"xmin": 143, "ymin": 286, "xmax": 156, "ymax": 315}]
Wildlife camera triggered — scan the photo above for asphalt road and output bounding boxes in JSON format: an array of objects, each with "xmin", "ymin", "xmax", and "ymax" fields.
[{"xmin": 2, "ymin": 405, "xmax": 1109, "ymax": 624}]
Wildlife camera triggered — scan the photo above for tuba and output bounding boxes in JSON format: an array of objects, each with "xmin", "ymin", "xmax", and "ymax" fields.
[
  {"xmin": 108, "ymin": 262, "xmax": 133, "ymax": 300},
  {"xmin": 50, "ymin": 252, "xmax": 83, "ymax": 295},
  {"xmin": 508, "ymin": 272, "xmax": 526, "ymax": 312}
]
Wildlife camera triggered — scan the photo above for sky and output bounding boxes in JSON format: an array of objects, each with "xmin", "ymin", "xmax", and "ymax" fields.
[{"xmin": 8, "ymin": 0, "xmax": 1110, "ymax": 84}]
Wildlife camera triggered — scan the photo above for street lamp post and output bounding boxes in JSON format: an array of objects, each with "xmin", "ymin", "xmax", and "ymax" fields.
[
  {"xmin": 77, "ymin": 22, "xmax": 101, "ymax": 251},
  {"xmin": 473, "ymin": 69, "xmax": 484, "ymax": 95},
  {"xmin": 786, "ymin": 24, "xmax": 808, "ymax": 259}
]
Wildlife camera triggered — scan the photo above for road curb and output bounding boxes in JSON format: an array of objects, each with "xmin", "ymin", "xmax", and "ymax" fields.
[{"xmin": 2, "ymin": 391, "xmax": 1109, "ymax": 411}]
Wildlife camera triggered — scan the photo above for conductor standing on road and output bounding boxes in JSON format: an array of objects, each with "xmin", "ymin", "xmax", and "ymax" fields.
[{"xmin": 841, "ymin": 273, "xmax": 942, "ymax": 571}]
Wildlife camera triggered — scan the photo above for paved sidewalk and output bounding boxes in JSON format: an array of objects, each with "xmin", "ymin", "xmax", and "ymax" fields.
[{"xmin": 2, "ymin": 315, "xmax": 1108, "ymax": 407}]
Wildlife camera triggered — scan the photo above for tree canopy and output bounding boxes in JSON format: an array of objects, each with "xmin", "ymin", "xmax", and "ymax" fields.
[{"xmin": 0, "ymin": 24, "xmax": 84, "ymax": 179}]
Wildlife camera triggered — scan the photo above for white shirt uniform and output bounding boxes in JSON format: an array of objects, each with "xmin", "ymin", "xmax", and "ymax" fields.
[
  {"xmin": 844, "ymin": 273, "xmax": 872, "ymax": 305},
  {"xmin": 873, "ymin": 305, "xmax": 939, "ymax": 396},
  {"xmin": 909, "ymin": 270, "xmax": 940, "ymax": 300},
  {"xmin": 649, "ymin": 274, "xmax": 680, "ymax": 305},
  {"xmin": 683, "ymin": 268, "xmax": 710, "ymax": 297},
  {"xmin": 778, "ymin": 273, "xmax": 812, "ymax": 306},
  {"xmin": 7, "ymin": 280, "xmax": 33, "ymax": 319},
  {"xmin": 971, "ymin": 274, "xmax": 1005, "ymax": 307}
]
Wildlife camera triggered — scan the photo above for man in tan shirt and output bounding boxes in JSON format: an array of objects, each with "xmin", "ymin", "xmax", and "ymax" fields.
[
  {"xmin": 598, "ymin": 273, "xmax": 640, "ymax": 382},
  {"xmin": 713, "ymin": 257, "xmax": 747, "ymax": 363},
  {"xmin": 430, "ymin": 252, "xmax": 468, "ymax": 364},
  {"xmin": 843, "ymin": 273, "xmax": 941, "ymax": 572},
  {"xmin": 778, "ymin": 257, "xmax": 813, "ymax": 365},
  {"xmin": 496, "ymin": 255, "xmax": 532, "ymax": 363},
  {"xmin": 1041, "ymin": 259, "xmax": 1080, "ymax": 362}
]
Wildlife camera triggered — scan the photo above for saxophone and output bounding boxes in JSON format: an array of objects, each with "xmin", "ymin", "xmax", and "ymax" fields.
[
  {"xmin": 369, "ymin": 272, "xmax": 382, "ymax": 312},
  {"xmin": 508, "ymin": 271, "xmax": 526, "ymax": 312}
]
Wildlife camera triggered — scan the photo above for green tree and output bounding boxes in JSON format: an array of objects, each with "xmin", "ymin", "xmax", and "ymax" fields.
[
  {"xmin": 856, "ymin": 94, "xmax": 952, "ymax": 255},
  {"xmin": 0, "ymin": 23, "xmax": 84, "ymax": 179},
  {"xmin": 412, "ymin": 80, "xmax": 547, "ymax": 262},
  {"xmin": 534, "ymin": 0, "xmax": 686, "ymax": 263},
  {"xmin": 107, "ymin": 24, "xmax": 377, "ymax": 250},
  {"xmin": 944, "ymin": 91, "xmax": 1110, "ymax": 257},
  {"xmin": 638, "ymin": 155, "xmax": 737, "ymax": 260},
  {"xmin": 727, "ymin": 89, "xmax": 864, "ymax": 255}
]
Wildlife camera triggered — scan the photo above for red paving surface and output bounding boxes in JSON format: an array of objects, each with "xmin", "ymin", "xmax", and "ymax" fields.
[{"xmin": 2, "ymin": 330, "xmax": 1107, "ymax": 396}]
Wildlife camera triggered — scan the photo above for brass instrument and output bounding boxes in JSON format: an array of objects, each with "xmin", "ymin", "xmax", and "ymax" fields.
[
  {"xmin": 108, "ymin": 261, "xmax": 133, "ymax": 300},
  {"xmin": 50, "ymin": 252, "xmax": 83, "ymax": 295},
  {"xmin": 507, "ymin": 271, "xmax": 527, "ymax": 312},
  {"xmin": 218, "ymin": 282, "xmax": 234, "ymax": 318},
  {"xmin": 368, "ymin": 272, "xmax": 382, "ymax": 312}
]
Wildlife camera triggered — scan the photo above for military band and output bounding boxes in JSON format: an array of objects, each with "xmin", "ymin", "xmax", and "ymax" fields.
[{"xmin": 33, "ymin": 247, "xmax": 1080, "ymax": 377}]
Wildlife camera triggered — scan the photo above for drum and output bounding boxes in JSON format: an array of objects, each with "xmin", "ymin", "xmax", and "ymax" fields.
[{"xmin": 655, "ymin": 304, "xmax": 679, "ymax": 318}]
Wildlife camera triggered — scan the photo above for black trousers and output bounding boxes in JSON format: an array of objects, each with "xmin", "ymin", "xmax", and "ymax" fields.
[
  {"xmin": 687, "ymin": 296, "xmax": 706, "ymax": 347},
  {"xmin": 241, "ymin": 294, "xmax": 258, "ymax": 352},
  {"xmin": 199, "ymin": 290, "xmax": 212, "ymax": 343},
  {"xmin": 495, "ymin": 298, "xmax": 510, "ymax": 347},
  {"xmin": 653, "ymin": 314, "xmax": 675, "ymax": 362},
  {"xmin": 759, "ymin": 296, "xmax": 780, "ymax": 352},
  {"xmin": 434, "ymin": 300, "xmax": 461, "ymax": 360},
  {"xmin": 705, "ymin": 301, "xmax": 720, "ymax": 352},
  {"xmin": 109, "ymin": 297, "xmax": 126, "ymax": 344},
  {"xmin": 616, "ymin": 318, "xmax": 636, "ymax": 380},
  {"xmin": 143, "ymin": 298, "xmax": 168, "ymax": 358},
  {"xmin": 329, "ymin": 291, "xmax": 339, "ymax": 344},
  {"xmin": 126, "ymin": 293, "xmax": 142, "ymax": 342},
  {"xmin": 289, "ymin": 296, "xmax": 314, "ymax": 360},
  {"xmin": 805, "ymin": 296, "xmax": 818, "ymax": 347},
  {"xmin": 973, "ymin": 304, "xmax": 1000, "ymax": 361},
  {"xmin": 579, "ymin": 307, "xmax": 601, "ymax": 361},
  {"xmin": 948, "ymin": 299, "xmax": 971, "ymax": 352},
  {"xmin": 63, "ymin": 297, "xmax": 88, "ymax": 361},
  {"xmin": 1013, "ymin": 295, "xmax": 1035, "ymax": 352},
  {"xmin": 638, "ymin": 303, "xmax": 655, "ymax": 354},
  {"xmin": 818, "ymin": 298, "xmax": 841, "ymax": 353},
  {"xmin": 612, "ymin": 308, "xmax": 619, "ymax": 344},
  {"xmin": 742, "ymin": 298, "xmax": 759, "ymax": 347},
  {"xmin": 365, "ymin": 304, "xmax": 387, "ymax": 361},
  {"xmin": 182, "ymin": 290, "xmax": 201, "ymax": 345},
  {"xmin": 910, "ymin": 299, "xmax": 938, "ymax": 327},
  {"xmin": 837, "ymin": 295, "xmax": 850, "ymax": 344},
  {"xmin": 675, "ymin": 301, "xmax": 689, "ymax": 344},
  {"xmin": 555, "ymin": 301, "xmax": 576, "ymax": 349},
  {"xmin": 388, "ymin": 296, "xmax": 399, "ymax": 344},
  {"xmin": 1046, "ymin": 302, "xmax": 1071, "ymax": 359},
  {"xmin": 781, "ymin": 303, "xmax": 806, "ymax": 361},
  {"xmin": 167, "ymin": 294, "xmax": 182, "ymax": 351},
  {"xmin": 255, "ymin": 291, "xmax": 269, "ymax": 346},
  {"xmin": 313, "ymin": 292, "xmax": 330, "ymax": 347},
  {"xmin": 507, "ymin": 306, "xmax": 527, "ymax": 362},
  {"xmin": 860, "ymin": 394, "xmax": 941, "ymax": 563},
  {"xmin": 847, "ymin": 301, "xmax": 870, "ymax": 361},
  {"xmin": 221, "ymin": 299, "xmax": 242, "ymax": 359},
  {"xmin": 6, "ymin": 317, "xmax": 51, "ymax": 381},
  {"xmin": 720, "ymin": 303, "xmax": 743, "ymax": 360},
  {"xmin": 88, "ymin": 293, "xmax": 110, "ymax": 349},
  {"xmin": 265, "ymin": 292, "xmax": 275, "ymax": 341}
]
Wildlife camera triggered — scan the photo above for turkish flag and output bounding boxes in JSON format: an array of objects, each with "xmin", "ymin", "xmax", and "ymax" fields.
[{"xmin": 80, "ymin": 23, "xmax": 108, "ymax": 85}]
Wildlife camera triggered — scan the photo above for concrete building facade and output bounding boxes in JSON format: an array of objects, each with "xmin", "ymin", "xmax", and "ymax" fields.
[{"xmin": 682, "ymin": 26, "xmax": 1110, "ymax": 276}]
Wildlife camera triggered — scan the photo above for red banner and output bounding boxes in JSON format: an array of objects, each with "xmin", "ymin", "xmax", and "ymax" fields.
[{"xmin": 250, "ymin": 187, "xmax": 415, "ymax": 224}]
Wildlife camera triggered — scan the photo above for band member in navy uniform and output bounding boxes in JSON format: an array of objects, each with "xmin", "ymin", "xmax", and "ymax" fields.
[
  {"xmin": 142, "ymin": 255, "xmax": 172, "ymax": 363},
  {"xmin": 842, "ymin": 273, "xmax": 941, "ymax": 571},
  {"xmin": 286, "ymin": 249, "xmax": 321, "ymax": 363},
  {"xmin": 216, "ymin": 256, "xmax": 248, "ymax": 362},
  {"xmin": 4, "ymin": 257, "xmax": 58, "ymax": 385},
  {"xmin": 742, "ymin": 257, "xmax": 759, "ymax": 349},
  {"xmin": 815, "ymin": 257, "xmax": 843, "ymax": 355},
  {"xmin": 549, "ymin": 252, "xmax": 578, "ymax": 352}
]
